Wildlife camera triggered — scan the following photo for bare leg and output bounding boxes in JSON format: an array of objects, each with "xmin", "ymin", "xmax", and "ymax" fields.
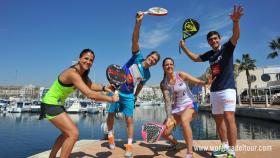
[
  {"xmin": 162, "ymin": 116, "xmax": 180, "ymax": 145},
  {"xmin": 180, "ymin": 108, "xmax": 196, "ymax": 154},
  {"xmin": 125, "ymin": 116, "xmax": 134, "ymax": 139},
  {"xmin": 224, "ymin": 111, "xmax": 237, "ymax": 147},
  {"xmin": 49, "ymin": 134, "xmax": 66, "ymax": 158},
  {"xmin": 49, "ymin": 112, "xmax": 79, "ymax": 158},
  {"xmin": 107, "ymin": 112, "xmax": 115, "ymax": 132},
  {"xmin": 213, "ymin": 114, "xmax": 228, "ymax": 143}
]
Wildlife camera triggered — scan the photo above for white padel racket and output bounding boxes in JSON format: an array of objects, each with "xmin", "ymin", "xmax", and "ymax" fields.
[{"xmin": 142, "ymin": 7, "xmax": 168, "ymax": 16}]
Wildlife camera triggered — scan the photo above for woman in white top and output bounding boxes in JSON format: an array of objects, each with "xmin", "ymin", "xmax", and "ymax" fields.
[{"xmin": 160, "ymin": 57, "xmax": 211, "ymax": 158}]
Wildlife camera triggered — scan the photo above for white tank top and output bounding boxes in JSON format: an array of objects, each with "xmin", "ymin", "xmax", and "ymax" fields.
[{"xmin": 164, "ymin": 72, "xmax": 195, "ymax": 111}]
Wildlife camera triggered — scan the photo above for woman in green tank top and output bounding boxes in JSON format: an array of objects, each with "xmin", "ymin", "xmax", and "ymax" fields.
[{"xmin": 40, "ymin": 49, "xmax": 119, "ymax": 158}]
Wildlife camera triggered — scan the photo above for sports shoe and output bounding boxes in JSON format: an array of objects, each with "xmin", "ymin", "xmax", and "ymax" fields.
[
  {"xmin": 185, "ymin": 153, "xmax": 193, "ymax": 158},
  {"xmin": 108, "ymin": 135, "xmax": 115, "ymax": 150},
  {"xmin": 212, "ymin": 145, "xmax": 227, "ymax": 157},
  {"xmin": 124, "ymin": 144, "xmax": 133, "ymax": 157},
  {"xmin": 227, "ymin": 153, "xmax": 236, "ymax": 158},
  {"xmin": 166, "ymin": 143, "xmax": 180, "ymax": 151}
]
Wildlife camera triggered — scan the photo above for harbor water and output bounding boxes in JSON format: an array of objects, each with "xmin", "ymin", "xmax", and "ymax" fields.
[{"xmin": 0, "ymin": 105, "xmax": 279, "ymax": 158}]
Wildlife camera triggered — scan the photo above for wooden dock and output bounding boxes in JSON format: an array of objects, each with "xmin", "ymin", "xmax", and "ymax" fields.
[{"xmin": 29, "ymin": 139, "xmax": 280, "ymax": 158}]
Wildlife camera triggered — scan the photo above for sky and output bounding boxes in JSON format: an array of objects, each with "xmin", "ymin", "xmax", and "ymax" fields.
[{"xmin": 0, "ymin": 0, "xmax": 279, "ymax": 87}]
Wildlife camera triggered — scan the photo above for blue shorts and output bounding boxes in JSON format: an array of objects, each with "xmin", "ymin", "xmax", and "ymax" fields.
[{"xmin": 108, "ymin": 92, "xmax": 134, "ymax": 117}]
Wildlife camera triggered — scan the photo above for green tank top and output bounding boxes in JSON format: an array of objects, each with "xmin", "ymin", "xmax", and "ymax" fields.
[{"xmin": 42, "ymin": 79, "xmax": 76, "ymax": 106}]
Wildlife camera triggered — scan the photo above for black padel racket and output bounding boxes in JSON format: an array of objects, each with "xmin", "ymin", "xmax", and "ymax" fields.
[
  {"xmin": 179, "ymin": 18, "xmax": 200, "ymax": 54},
  {"xmin": 106, "ymin": 64, "xmax": 126, "ymax": 91}
]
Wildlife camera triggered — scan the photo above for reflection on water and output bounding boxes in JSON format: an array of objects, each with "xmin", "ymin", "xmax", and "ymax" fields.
[{"xmin": 0, "ymin": 106, "xmax": 279, "ymax": 157}]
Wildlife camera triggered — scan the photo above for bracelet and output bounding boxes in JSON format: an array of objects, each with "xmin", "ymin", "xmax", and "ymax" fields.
[
  {"xmin": 233, "ymin": 20, "xmax": 239, "ymax": 22},
  {"xmin": 102, "ymin": 86, "xmax": 106, "ymax": 91}
]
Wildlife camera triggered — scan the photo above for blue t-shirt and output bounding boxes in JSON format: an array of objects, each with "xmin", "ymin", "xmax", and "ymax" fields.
[
  {"xmin": 199, "ymin": 41, "xmax": 236, "ymax": 92},
  {"xmin": 119, "ymin": 51, "xmax": 150, "ymax": 95}
]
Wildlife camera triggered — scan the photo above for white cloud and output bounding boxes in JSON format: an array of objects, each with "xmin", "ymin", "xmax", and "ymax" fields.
[
  {"xmin": 199, "ymin": 8, "xmax": 232, "ymax": 36},
  {"xmin": 140, "ymin": 18, "xmax": 181, "ymax": 49},
  {"xmin": 140, "ymin": 27, "xmax": 170, "ymax": 49}
]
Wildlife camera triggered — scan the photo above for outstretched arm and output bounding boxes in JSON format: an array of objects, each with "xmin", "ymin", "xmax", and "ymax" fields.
[
  {"xmin": 179, "ymin": 71, "xmax": 212, "ymax": 87},
  {"xmin": 132, "ymin": 12, "xmax": 144, "ymax": 54},
  {"xmin": 86, "ymin": 78, "xmax": 113, "ymax": 93},
  {"xmin": 179, "ymin": 40, "xmax": 203, "ymax": 62},
  {"xmin": 69, "ymin": 72, "xmax": 118, "ymax": 102},
  {"xmin": 229, "ymin": 5, "xmax": 244, "ymax": 46}
]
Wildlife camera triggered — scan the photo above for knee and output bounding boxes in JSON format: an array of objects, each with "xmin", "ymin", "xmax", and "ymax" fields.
[
  {"xmin": 126, "ymin": 117, "xmax": 133, "ymax": 124},
  {"xmin": 66, "ymin": 128, "xmax": 79, "ymax": 140},
  {"xmin": 224, "ymin": 113, "xmax": 236, "ymax": 124},
  {"xmin": 107, "ymin": 113, "xmax": 115, "ymax": 121},
  {"xmin": 162, "ymin": 130, "xmax": 170, "ymax": 138}
]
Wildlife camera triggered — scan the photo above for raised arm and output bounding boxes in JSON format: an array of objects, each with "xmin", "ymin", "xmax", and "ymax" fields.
[
  {"xmin": 132, "ymin": 12, "xmax": 144, "ymax": 54},
  {"xmin": 229, "ymin": 5, "xmax": 244, "ymax": 46},
  {"xmin": 179, "ymin": 40, "xmax": 203, "ymax": 62},
  {"xmin": 70, "ymin": 72, "xmax": 118, "ymax": 102}
]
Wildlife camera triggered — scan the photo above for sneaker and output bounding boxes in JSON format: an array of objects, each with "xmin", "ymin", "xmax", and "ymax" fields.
[
  {"xmin": 227, "ymin": 153, "xmax": 236, "ymax": 158},
  {"xmin": 185, "ymin": 153, "xmax": 193, "ymax": 158},
  {"xmin": 212, "ymin": 145, "xmax": 227, "ymax": 157},
  {"xmin": 108, "ymin": 135, "xmax": 115, "ymax": 150},
  {"xmin": 124, "ymin": 144, "xmax": 133, "ymax": 157},
  {"xmin": 166, "ymin": 143, "xmax": 180, "ymax": 151}
]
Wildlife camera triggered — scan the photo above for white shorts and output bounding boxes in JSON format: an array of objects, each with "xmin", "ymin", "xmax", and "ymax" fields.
[{"xmin": 210, "ymin": 89, "xmax": 236, "ymax": 114}]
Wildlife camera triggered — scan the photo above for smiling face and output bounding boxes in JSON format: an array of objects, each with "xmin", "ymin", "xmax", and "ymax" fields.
[
  {"xmin": 79, "ymin": 52, "xmax": 94, "ymax": 70},
  {"xmin": 163, "ymin": 58, "xmax": 174, "ymax": 76},
  {"xmin": 144, "ymin": 53, "xmax": 160, "ymax": 68},
  {"xmin": 207, "ymin": 34, "xmax": 221, "ymax": 51}
]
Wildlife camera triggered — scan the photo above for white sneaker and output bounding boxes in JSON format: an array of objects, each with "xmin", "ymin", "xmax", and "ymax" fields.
[
  {"xmin": 108, "ymin": 135, "xmax": 115, "ymax": 150},
  {"xmin": 124, "ymin": 144, "xmax": 133, "ymax": 157}
]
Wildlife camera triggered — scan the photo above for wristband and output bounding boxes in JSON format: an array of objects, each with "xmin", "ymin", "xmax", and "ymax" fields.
[{"xmin": 102, "ymin": 86, "xmax": 106, "ymax": 91}]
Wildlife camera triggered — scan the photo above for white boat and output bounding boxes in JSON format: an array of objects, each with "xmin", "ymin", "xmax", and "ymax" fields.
[
  {"xmin": 87, "ymin": 102, "xmax": 99, "ymax": 114},
  {"xmin": 7, "ymin": 101, "xmax": 32, "ymax": 113},
  {"xmin": 0, "ymin": 99, "xmax": 9, "ymax": 112},
  {"xmin": 30, "ymin": 100, "xmax": 41, "ymax": 113},
  {"xmin": 65, "ymin": 98, "xmax": 81, "ymax": 113}
]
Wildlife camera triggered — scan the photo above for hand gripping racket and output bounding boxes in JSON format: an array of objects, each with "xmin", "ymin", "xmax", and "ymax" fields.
[
  {"xmin": 141, "ymin": 120, "xmax": 175, "ymax": 143},
  {"xmin": 142, "ymin": 122, "xmax": 166, "ymax": 143},
  {"xmin": 142, "ymin": 7, "xmax": 168, "ymax": 16},
  {"xmin": 179, "ymin": 18, "xmax": 200, "ymax": 54},
  {"xmin": 106, "ymin": 64, "xmax": 126, "ymax": 92}
]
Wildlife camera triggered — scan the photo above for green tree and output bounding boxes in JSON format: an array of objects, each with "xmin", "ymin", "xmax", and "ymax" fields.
[
  {"xmin": 267, "ymin": 37, "xmax": 280, "ymax": 59},
  {"xmin": 236, "ymin": 53, "xmax": 256, "ymax": 106}
]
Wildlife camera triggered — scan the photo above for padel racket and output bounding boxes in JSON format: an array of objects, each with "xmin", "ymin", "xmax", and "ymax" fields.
[
  {"xmin": 179, "ymin": 18, "xmax": 200, "ymax": 54},
  {"xmin": 106, "ymin": 64, "xmax": 126, "ymax": 91},
  {"xmin": 142, "ymin": 7, "xmax": 168, "ymax": 16},
  {"xmin": 142, "ymin": 122, "xmax": 166, "ymax": 143},
  {"xmin": 142, "ymin": 120, "xmax": 175, "ymax": 143}
]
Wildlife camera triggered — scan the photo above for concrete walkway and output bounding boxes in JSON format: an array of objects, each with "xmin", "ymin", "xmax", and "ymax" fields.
[{"xmin": 29, "ymin": 139, "xmax": 280, "ymax": 158}]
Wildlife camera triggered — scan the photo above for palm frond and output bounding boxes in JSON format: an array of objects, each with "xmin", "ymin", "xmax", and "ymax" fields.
[{"xmin": 267, "ymin": 51, "xmax": 278, "ymax": 59}]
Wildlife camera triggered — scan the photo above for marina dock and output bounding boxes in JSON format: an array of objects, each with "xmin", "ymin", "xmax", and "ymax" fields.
[{"xmin": 29, "ymin": 139, "xmax": 280, "ymax": 158}]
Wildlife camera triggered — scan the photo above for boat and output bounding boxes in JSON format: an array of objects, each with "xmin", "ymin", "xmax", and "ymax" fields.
[
  {"xmin": 30, "ymin": 100, "xmax": 41, "ymax": 113},
  {"xmin": 7, "ymin": 101, "xmax": 32, "ymax": 113}
]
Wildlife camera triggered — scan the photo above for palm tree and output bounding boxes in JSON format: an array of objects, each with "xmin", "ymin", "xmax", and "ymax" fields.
[
  {"xmin": 267, "ymin": 37, "xmax": 280, "ymax": 59},
  {"xmin": 236, "ymin": 53, "xmax": 256, "ymax": 106}
]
